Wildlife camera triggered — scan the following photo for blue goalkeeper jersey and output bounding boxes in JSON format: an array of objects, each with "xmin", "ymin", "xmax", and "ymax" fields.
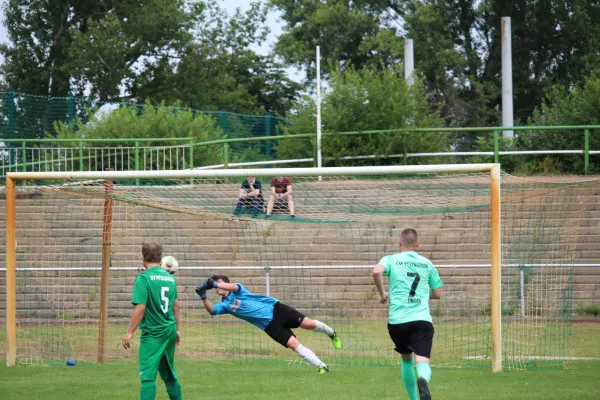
[{"xmin": 210, "ymin": 284, "xmax": 279, "ymax": 330}]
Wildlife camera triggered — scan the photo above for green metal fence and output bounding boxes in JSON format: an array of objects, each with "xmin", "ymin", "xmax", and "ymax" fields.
[
  {"xmin": 1, "ymin": 91, "xmax": 599, "ymax": 176},
  {"xmin": 0, "ymin": 90, "xmax": 287, "ymax": 141}
]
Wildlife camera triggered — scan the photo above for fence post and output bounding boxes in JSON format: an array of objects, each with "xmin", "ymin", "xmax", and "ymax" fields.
[
  {"xmin": 584, "ymin": 129, "xmax": 590, "ymax": 175},
  {"xmin": 224, "ymin": 143, "xmax": 229, "ymax": 169},
  {"xmin": 67, "ymin": 94, "xmax": 75, "ymax": 123},
  {"xmin": 21, "ymin": 142, "xmax": 26, "ymax": 172},
  {"xmin": 8, "ymin": 90, "xmax": 16, "ymax": 168},
  {"xmin": 493, "ymin": 130, "xmax": 500, "ymax": 164},
  {"xmin": 313, "ymin": 137, "xmax": 318, "ymax": 167},
  {"xmin": 220, "ymin": 110, "xmax": 227, "ymax": 136},
  {"xmin": 189, "ymin": 139, "xmax": 195, "ymax": 185},
  {"xmin": 7, "ymin": 89, "xmax": 15, "ymax": 140},
  {"xmin": 135, "ymin": 141, "xmax": 140, "ymax": 186},
  {"xmin": 265, "ymin": 114, "xmax": 272, "ymax": 167},
  {"xmin": 79, "ymin": 141, "xmax": 84, "ymax": 172}
]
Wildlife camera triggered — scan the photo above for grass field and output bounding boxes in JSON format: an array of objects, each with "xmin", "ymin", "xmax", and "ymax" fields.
[
  {"xmin": 1, "ymin": 322, "xmax": 599, "ymax": 398},
  {"xmin": 1, "ymin": 359, "xmax": 599, "ymax": 399}
]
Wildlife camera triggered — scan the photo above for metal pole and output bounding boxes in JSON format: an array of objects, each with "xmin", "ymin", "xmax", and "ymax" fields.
[
  {"xmin": 98, "ymin": 169, "xmax": 114, "ymax": 363},
  {"xmin": 404, "ymin": 39, "xmax": 414, "ymax": 85},
  {"xmin": 501, "ymin": 17, "xmax": 514, "ymax": 138},
  {"xmin": 584, "ymin": 129, "xmax": 590, "ymax": 175},
  {"xmin": 316, "ymin": 46, "xmax": 322, "ymax": 180},
  {"xmin": 494, "ymin": 130, "xmax": 500, "ymax": 163},
  {"xmin": 265, "ymin": 267, "xmax": 271, "ymax": 296},
  {"xmin": 5, "ymin": 176, "xmax": 17, "ymax": 367},
  {"xmin": 520, "ymin": 267, "xmax": 526, "ymax": 317},
  {"xmin": 490, "ymin": 164, "xmax": 503, "ymax": 372},
  {"xmin": 135, "ymin": 141, "xmax": 140, "ymax": 186}
]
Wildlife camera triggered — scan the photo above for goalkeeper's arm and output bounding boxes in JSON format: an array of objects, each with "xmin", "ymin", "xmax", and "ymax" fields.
[{"xmin": 196, "ymin": 284, "xmax": 214, "ymax": 313}]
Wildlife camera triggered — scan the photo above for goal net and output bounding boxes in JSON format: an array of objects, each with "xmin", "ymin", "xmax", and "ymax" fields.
[{"xmin": 3, "ymin": 165, "xmax": 598, "ymax": 370}]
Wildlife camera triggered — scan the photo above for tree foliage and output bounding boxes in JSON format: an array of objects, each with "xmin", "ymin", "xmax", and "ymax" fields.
[
  {"xmin": 277, "ymin": 64, "xmax": 449, "ymax": 166},
  {"xmin": 522, "ymin": 77, "xmax": 600, "ymax": 174},
  {"xmin": 271, "ymin": 0, "xmax": 600, "ymax": 128},
  {"xmin": 54, "ymin": 101, "xmax": 222, "ymax": 168},
  {"xmin": 0, "ymin": 0, "xmax": 299, "ymax": 116}
]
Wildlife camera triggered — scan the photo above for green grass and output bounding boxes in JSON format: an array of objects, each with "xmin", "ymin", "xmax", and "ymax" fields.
[
  {"xmin": 1, "ymin": 359, "xmax": 599, "ymax": 399},
  {"xmin": 3, "ymin": 321, "xmax": 599, "ymax": 366}
]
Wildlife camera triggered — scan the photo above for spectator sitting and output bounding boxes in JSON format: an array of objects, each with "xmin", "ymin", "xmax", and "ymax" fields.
[
  {"xmin": 266, "ymin": 176, "xmax": 295, "ymax": 219},
  {"xmin": 233, "ymin": 176, "xmax": 263, "ymax": 218}
]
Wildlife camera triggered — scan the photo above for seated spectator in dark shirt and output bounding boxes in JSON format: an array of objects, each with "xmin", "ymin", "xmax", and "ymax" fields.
[
  {"xmin": 233, "ymin": 176, "xmax": 263, "ymax": 218},
  {"xmin": 266, "ymin": 176, "xmax": 295, "ymax": 219}
]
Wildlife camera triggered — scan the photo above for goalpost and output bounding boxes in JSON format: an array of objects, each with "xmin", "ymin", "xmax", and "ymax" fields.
[{"xmin": 4, "ymin": 164, "xmax": 594, "ymax": 371}]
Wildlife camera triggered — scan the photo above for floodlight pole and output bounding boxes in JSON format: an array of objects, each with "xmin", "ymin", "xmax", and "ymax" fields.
[{"xmin": 316, "ymin": 46, "xmax": 322, "ymax": 181}]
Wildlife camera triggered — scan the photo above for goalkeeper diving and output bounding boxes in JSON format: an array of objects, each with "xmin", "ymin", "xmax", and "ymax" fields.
[{"xmin": 196, "ymin": 275, "xmax": 341, "ymax": 373}]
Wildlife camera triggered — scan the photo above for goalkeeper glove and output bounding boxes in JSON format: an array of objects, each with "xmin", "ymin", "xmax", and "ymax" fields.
[
  {"xmin": 195, "ymin": 283, "xmax": 207, "ymax": 300},
  {"xmin": 205, "ymin": 278, "xmax": 218, "ymax": 289}
]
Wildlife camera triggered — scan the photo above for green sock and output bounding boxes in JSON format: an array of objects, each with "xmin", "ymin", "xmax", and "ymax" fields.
[
  {"xmin": 165, "ymin": 378, "xmax": 182, "ymax": 400},
  {"xmin": 140, "ymin": 380, "xmax": 156, "ymax": 400},
  {"xmin": 401, "ymin": 359, "xmax": 418, "ymax": 400},
  {"xmin": 417, "ymin": 362, "xmax": 432, "ymax": 383}
]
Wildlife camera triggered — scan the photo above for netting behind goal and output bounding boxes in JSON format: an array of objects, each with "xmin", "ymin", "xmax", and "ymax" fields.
[{"xmin": 4, "ymin": 168, "xmax": 598, "ymax": 370}]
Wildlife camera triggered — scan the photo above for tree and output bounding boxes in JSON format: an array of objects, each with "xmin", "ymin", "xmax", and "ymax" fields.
[
  {"xmin": 522, "ymin": 77, "xmax": 600, "ymax": 174},
  {"xmin": 1, "ymin": 0, "xmax": 300, "ymax": 117},
  {"xmin": 271, "ymin": 0, "xmax": 404, "ymax": 83},
  {"xmin": 53, "ymin": 101, "xmax": 222, "ymax": 169},
  {"xmin": 271, "ymin": 0, "xmax": 600, "ymax": 128},
  {"xmin": 65, "ymin": 0, "xmax": 199, "ymax": 101},
  {"xmin": 276, "ymin": 64, "xmax": 449, "ymax": 167},
  {"xmin": 140, "ymin": 1, "xmax": 300, "ymax": 116},
  {"xmin": 0, "ymin": 0, "xmax": 197, "ymax": 99}
]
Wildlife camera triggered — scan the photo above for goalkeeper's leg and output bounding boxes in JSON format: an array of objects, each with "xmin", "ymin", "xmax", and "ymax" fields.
[
  {"xmin": 300, "ymin": 316, "xmax": 342, "ymax": 349},
  {"xmin": 288, "ymin": 335, "xmax": 329, "ymax": 373}
]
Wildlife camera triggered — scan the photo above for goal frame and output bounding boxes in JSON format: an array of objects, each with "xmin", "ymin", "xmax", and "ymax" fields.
[{"xmin": 4, "ymin": 164, "xmax": 502, "ymax": 371}]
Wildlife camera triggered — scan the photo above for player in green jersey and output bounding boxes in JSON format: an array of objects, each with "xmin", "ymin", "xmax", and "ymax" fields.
[
  {"xmin": 122, "ymin": 243, "xmax": 182, "ymax": 400},
  {"xmin": 373, "ymin": 229, "xmax": 443, "ymax": 400}
]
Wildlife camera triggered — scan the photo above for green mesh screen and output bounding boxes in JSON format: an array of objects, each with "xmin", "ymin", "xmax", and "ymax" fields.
[{"xmin": 5, "ymin": 170, "xmax": 599, "ymax": 370}]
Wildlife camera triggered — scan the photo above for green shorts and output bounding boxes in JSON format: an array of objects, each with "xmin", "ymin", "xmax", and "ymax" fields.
[{"xmin": 139, "ymin": 326, "xmax": 178, "ymax": 382}]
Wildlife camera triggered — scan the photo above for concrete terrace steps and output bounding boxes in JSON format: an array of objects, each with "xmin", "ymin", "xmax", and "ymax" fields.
[{"xmin": 0, "ymin": 176, "xmax": 599, "ymax": 321}]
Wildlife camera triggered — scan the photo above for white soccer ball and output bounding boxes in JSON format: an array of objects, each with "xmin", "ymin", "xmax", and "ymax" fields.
[{"xmin": 161, "ymin": 256, "xmax": 179, "ymax": 275}]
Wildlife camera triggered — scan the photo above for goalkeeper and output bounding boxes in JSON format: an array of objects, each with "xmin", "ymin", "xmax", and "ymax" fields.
[{"xmin": 196, "ymin": 275, "xmax": 341, "ymax": 373}]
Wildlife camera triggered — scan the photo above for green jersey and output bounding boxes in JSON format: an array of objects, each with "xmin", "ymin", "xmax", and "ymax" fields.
[
  {"xmin": 378, "ymin": 251, "xmax": 443, "ymax": 324},
  {"xmin": 132, "ymin": 266, "xmax": 178, "ymax": 337}
]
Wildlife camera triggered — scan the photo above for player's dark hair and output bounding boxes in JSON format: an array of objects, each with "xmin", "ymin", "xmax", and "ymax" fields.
[
  {"xmin": 400, "ymin": 228, "xmax": 418, "ymax": 246},
  {"xmin": 142, "ymin": 242, "xmax": 162, "ymax": 263},
  {"xmin": 211, "ymin": 274, "xmax": 230, "ymax": 283}
]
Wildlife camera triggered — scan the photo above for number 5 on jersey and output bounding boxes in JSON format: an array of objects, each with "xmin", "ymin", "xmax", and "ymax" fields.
[{"xmin": 161, "ymin": 286, "xmax": 169, "ymax": 313}]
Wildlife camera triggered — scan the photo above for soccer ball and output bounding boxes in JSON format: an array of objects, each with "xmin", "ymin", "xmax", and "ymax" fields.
[{"xmin": 161, "ymin": 256, "xmax": 179, "ymax": 275}]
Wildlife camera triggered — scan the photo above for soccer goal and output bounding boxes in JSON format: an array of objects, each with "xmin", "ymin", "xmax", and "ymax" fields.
[{"xmin": 4, "ymin": 164, "xmax": 597, "ymax": 371}]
